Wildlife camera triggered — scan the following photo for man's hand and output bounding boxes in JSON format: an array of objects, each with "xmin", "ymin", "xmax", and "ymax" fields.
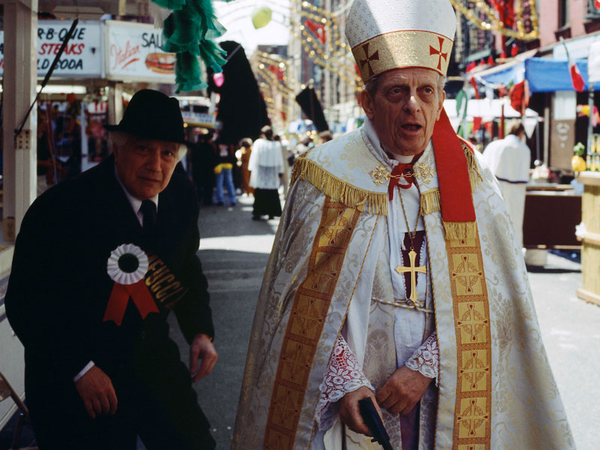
[
  {"xmin": 339, "ymin": 386, "xmax": 383, "ymax": 437},
  {"xmin": 75, "ymin": 365, "xmax": 118, "ymax": 419},
  {"xmin": 189, "ymin": 333, "xmax": 218, "ymax": 383},
  {"xmin": 376, "ymin": 366, "xmax": 433, "ymax": 415}
]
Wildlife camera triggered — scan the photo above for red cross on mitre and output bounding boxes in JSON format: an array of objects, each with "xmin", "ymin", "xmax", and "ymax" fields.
[
  {"xmin": 359, "ymin": 42, "xmax": 379, "ymax": 77},
  {"xmin": 429, "ymin": 36, "xmax": 448, "ymax": 71}
]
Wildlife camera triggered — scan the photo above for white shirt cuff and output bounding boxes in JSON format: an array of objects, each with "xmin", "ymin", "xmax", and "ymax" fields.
[{"xmin": 73, "ymin": 361, "xmax": 95, "ymax": 383}]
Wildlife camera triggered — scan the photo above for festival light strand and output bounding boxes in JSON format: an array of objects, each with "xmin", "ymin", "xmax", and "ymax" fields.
[{"xmin": 449, "ymin": 0, "xmax": 539, "ymax": 40}]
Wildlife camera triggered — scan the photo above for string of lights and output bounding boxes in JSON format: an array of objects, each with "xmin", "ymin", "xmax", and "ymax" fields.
[
  {"xmin": 252, "ymin": 52, "xmax": 301, "ymax": 94},
  {"xmin": 290, "ymin": 24, "xmax": 362, "ymax": 91},
  {"xmin": 449, "ymin": 0, "xmax": 539, "ymax": 40},
  {"xmin": 253, "ymin": 14, "xmax": 361, "ymax": 92},
  {"xmin": 291, "ymin": 18, "xmax": 359, "ymax": 85}
]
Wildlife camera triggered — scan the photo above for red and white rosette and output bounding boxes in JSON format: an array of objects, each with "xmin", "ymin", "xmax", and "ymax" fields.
[{"xmin": 103, "ymin": 244, "xmax": 159, "ymax": 326}]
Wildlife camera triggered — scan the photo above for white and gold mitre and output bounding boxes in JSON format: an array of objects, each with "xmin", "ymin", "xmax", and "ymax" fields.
[{"xmin": 346, "ymin": 0, "xmax": 457, "ymax": 82}]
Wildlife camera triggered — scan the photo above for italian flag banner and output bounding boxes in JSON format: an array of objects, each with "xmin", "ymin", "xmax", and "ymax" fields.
[{"xmin": 561, "ymin": 37, "xmax": 585, "ymax": 92}]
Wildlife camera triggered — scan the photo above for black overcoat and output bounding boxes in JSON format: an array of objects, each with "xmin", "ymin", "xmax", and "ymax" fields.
[{"xmin": 5, "ymin": 155, "xmax": 215, "ymax": 447}]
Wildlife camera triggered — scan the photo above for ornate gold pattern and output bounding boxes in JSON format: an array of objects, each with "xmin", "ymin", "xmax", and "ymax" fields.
[
  {"xmin": 351, "ymin": 30, "xmax": 454, "ymax": 82},
  {"xmin": 461, "ymin": 141, "xmax": 484, "ymax": 190},
  {"xmin": 372, "ymin": 296, "xmax": 433, "ymax": 314},
  {"xmin": 446, "ymin": 226, "xmax": 492, "ymax": 449},
  {"xmin": 264, "ymin": 197, "xmax": 361, "ymax": 450},
  {"xmin": 292, "ymin": 156, "xmax": 388, "ymax": 215},
  {"xmin": 414, "ymin": 164, "xmax": 435, "ymax": 185},
  {"xmin": 369, "ymin": 162, "xmax": 435, "ymax": 188},
  {"xmin": 369, "ymin": 165, "xmax": 390, "ymax": 186}
]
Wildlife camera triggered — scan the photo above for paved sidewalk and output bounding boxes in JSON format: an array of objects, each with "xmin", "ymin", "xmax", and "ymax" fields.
[
  {"xmin": 526, "ymin": 252, "xmax": 599, "ymax": 449},
  {"xmin": 171, "ymin": 194, "xmax": 279, "ymax": 450}
]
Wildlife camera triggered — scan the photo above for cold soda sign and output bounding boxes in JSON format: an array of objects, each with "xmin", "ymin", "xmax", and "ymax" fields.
[
  {"xmin": 0, "ymin": 20, "xmax": 102, "ymax": 78},
  {"xmin": 37, "ymin": 21, "xmax": 102, "ymax": 77}
]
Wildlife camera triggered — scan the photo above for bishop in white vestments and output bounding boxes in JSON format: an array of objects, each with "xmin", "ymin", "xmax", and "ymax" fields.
[{"xmin": 233, "ymin": 1, "xmax": 574, "ymax": 449}]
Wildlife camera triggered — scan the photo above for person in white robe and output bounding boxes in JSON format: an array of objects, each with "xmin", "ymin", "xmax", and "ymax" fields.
[
  {"xmin": 481, "ymin": 120, "xmax": 531, "ymax": 247},
  {"xmin": 249, "ymin": 125, "xmax": 285, "ymax": 220},
  {"xmin": 232, "ymin": 1, "xmax": 574, "ymax": 449}
]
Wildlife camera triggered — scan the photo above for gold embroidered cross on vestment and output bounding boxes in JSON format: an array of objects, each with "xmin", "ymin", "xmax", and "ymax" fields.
[
  {"xmin": 413, "ymin": 164, "xmax": 435, "ymax": 185},
  {"xmin": 369, "ymin": 163, "xmax": 435, "ymax": 186}
]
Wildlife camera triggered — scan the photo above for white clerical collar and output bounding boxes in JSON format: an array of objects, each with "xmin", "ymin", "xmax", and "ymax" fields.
[
  {"xmin": 114, "ymin": 166, "xmax": 159, "ymax": 222},
  {"xmin": 364, "ymin": 117, "xmax": 432, "ymax": 165}
]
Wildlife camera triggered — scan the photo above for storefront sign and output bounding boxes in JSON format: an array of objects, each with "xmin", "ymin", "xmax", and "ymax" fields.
[
  {"xmin": 0, "ymin": 20, "xmax": 102, "ymax": 78},
  {"xmin": 105, "ymin": 21, "xmax": 176, "ymax": 83},
  {"xmin": 181, "ymin": 111, "xmax": 216, "ymax": 128}
]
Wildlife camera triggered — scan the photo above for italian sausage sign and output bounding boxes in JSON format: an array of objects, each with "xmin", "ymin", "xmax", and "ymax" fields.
[{"xmin": 105, "ymin": 20, "xmax": 176, "ymax": 83}]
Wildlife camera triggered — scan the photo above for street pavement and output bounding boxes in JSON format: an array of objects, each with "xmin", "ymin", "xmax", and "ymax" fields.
[
  {"xmin": 168, "ymin": 194, "xmax": 279, "ymax": 450},
  {"xmin": 170, "ymin": 193, "xmax": 598, "ymax": 449}
]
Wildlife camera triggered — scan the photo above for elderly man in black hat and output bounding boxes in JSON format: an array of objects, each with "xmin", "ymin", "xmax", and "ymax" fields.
[{"xmin": 6, "ymin": 89, "xmax": 217, "ymax": 450}]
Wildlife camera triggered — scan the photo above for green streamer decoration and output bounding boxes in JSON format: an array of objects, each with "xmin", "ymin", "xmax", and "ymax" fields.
[{"xmin": 152, "ymin": 0, "xmax": 229, "ymax": 93}]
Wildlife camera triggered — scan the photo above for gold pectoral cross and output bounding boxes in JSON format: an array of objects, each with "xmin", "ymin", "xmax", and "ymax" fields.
[{"xmin": 395, "ymin": 249, "xmax": 427, "ymax": 302}]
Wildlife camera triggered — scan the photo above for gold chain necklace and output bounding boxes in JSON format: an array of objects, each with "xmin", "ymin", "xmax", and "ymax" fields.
[{"xmin": 397, "ymin": 181, "xmax": 421, "ymax": 251}]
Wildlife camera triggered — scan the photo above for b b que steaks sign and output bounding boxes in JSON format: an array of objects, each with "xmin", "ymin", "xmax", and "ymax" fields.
[{"xmin": 0, "ymin": 20, "xmax": 102, "ymax": 78}]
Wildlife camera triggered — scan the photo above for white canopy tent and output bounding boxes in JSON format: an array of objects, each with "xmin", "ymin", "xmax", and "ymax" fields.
[{"xmin": 444, "ymin": 98, "xmax": 540, "ymax": 139}]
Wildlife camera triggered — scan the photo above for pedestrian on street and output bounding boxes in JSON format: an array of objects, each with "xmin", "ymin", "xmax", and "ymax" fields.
[
  {"xmin": 214, "ymin": 142, "xmax": 237, "ymax": 206},
  {"xmin": 481, "ymin": 119, "xmax": 531, "ymax": 248},
  {"xmin": 190, "ymin": 129, "xmax": 218, "ymax": 207},
  {"xmin": 248, "ymin": 125, "xmax": 284, "ymax": 220},
  {"xmin": 237, "ymin": 138, "xmax": 254, "ymax": 197},
  {"xmin": 232, "ymin": 0, "xmax": 573, "ymax": 448},
  {"xmin": 6, "ymin": 89, "xmax": 218, "ymax": 450}
]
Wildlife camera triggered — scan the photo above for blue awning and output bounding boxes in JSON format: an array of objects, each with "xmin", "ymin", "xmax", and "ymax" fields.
[
  {"xmin": 475, "ymin": 57, "xmax": 597, "ymax": 92},
  {"xmin": 525, "ymin": 58, "xmax": 591, "ymax": 92},
  {"xmin": 476, "ymin": 61, "xmax": 523, "ymax": 86}
]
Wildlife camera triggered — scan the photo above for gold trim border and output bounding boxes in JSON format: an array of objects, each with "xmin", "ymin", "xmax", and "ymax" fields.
[
  {"xmin": 446, "ymin": 226, "xmax": 492, "ymax": 449},
  {"xmin": 292, "ymin": 156, "xmax": 388, "ymax": 216},
  {"xmin": 264, "ymin": 197, "xmax": 361, "ymax": 450}
]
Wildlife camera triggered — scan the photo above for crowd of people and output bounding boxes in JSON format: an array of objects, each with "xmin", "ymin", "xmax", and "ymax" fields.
[{"xmin": 186, "ymin": 125, "xmax": 328, "ymax": 220}]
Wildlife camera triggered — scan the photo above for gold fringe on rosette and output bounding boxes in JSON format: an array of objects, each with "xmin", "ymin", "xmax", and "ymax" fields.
[{"xmin": 291, "ymin": 157, "xmax": 389, "ymax": 216}]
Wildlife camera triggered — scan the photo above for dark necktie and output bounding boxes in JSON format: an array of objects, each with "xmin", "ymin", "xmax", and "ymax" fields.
[{"xmin": 140, "ymin": 200, "xmax": 157, "ymax": 236}]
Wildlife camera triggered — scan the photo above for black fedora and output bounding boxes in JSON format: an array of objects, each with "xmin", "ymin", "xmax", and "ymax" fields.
[{"xmin": 105, "ymin": 89, "xmax": 186, "ymax": 144}]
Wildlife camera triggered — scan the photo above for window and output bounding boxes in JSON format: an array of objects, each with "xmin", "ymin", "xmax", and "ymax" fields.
[
  {"xmin": 586, "ymin": 0, "xmax": 600, "ymax": 19},
  {"xmin": 558, "ymin": 0, "xmax": 570, "ymax": 29}
]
